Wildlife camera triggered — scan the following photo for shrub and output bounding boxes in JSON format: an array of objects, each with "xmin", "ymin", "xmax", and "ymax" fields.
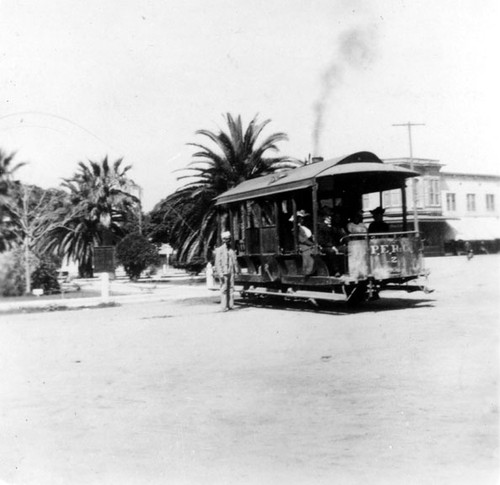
[
  {"xmin": 0, "ymin": 250, "xmax": 23, "ymax": 296},
  {"xmin": 0, "ymin": 248, "xmax": 38, "ymax": 296},
  {"xmin": 31, "ymin": 256, "xmax": 60, "ymax": 294},
  {"xmin": 116, "ymin": 233, "xmax": 160, "ymax": 280}
]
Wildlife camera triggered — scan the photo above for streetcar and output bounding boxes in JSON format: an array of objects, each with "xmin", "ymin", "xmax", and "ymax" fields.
[{"xmin": 214, "ymin": 151, "xmax": 431, "ymax": 303}]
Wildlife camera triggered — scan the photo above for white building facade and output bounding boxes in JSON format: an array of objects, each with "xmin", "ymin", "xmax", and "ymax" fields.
[
  {"xmin": 440, "ymin": 172, "xmax": 500, "ymax": 253},
  {"xmin": 362, "ymin": 157, "xmax": 500, "ymax": 255}
]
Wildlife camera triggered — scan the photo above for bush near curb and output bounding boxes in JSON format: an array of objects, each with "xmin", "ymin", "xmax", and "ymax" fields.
[
  {"xmin": 31, "ymin": 256, "xmax": 60, "ymax": 295},
  {"xmin": 116, "ymin": 233, "xmax": 160, "ymax": 280}
]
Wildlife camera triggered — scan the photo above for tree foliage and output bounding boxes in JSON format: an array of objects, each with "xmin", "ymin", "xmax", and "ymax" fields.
[
  {"xmin": 0, "ymin": 149, "xmax": 26, "ymax": 196},
  {"xmin": 0, "ymin": 150, "xmax": 27, "ymax": 252},
  {"xmin": 40, "ymin": 157, "xmax": 140, "ymax": 277},
  {"xmin": 144, "ymin": 204, "xmax": 176, "ymax": 246},
  {"xmin": 31, "ymin": 255, "xmax": 61, "ymax": 294},
  {"xmin": 115, "ymin": 233, "xmax": 160, "ymax": 280},
  {"xmin": 149, "ymin": 114, "xmax": 300, "ymax": 261},
  {"xmin": 5, "ymin": 184, "xmax": 66, "ymax": 246},
  {"xmin": 0, "ymin": 249, "xmax": 61, "ymax": 297},
  {"xmin": 0, "ymin": 248, "xmax": 37, "ymax": 296},
  {"xmin": 3, "ymin": 183, "xmax": 67, "ymax": 293}
]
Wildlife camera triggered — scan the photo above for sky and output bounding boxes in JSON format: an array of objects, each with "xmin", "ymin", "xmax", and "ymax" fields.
[{"xmin": 1, "ymin": 0, "xmax": 498, "ymax": 210}]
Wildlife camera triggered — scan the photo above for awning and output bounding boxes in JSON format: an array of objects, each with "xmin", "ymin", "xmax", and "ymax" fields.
[{"xmin": 445, "ymin": 218, "xmax": 500, "ymax": 240}]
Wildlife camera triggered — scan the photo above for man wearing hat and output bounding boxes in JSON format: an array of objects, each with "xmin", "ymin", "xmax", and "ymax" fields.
[
  {"xmin": 290, "ymin": 210, "xmax": 315, "ymax": 275},
  {"xmin": 368, "ymin": 207, "xmax": 390, "ymax": 233},
  {"xmin": 214, "ymin": 230, "xmax": 239, "ymax": 311}
]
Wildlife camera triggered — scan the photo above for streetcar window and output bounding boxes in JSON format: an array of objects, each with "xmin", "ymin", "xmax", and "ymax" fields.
[
  {"xmin": 246, "ymin": 201, "xmax": 260, "ymax": 228},
  {"xmin": 260, "ymin": 200, "xmax": 275, "ymax": 227}
]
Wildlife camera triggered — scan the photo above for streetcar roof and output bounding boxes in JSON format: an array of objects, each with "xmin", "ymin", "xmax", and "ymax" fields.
[{"xmin": 214, "ymin": 151, "xmax": 418, "ymax": 205}]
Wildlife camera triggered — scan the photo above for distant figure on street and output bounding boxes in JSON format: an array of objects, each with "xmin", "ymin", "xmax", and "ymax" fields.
[
  {"xmin": 464, "ymin": 241, "xmax": 474, "ymax": 260},
  {"xmin": 479, "ymin": 242, "xmax": 488, "ymax": 254},
  {"xmin": 214, "ymin": 231, "xmax": 239, "ymax": 311},
  {"xmin": 347, "ymin": 210, "xmax": 367, "ymax": 234},
  {"xmin": 205, "ymin": 261, "xmax": 216, "ymax": 290},
  {"xmin": 368, "ymin": 207, "xmax": 390, "ymax": 233}
]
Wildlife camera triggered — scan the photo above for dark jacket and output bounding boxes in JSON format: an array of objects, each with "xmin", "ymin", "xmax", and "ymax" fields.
[{"xmin": 368, "ymin": 221, "xmax": 390, "ymax": 233}]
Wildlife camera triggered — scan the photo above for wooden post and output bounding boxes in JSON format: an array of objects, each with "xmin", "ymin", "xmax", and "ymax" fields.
[
  {"xmin": 216, "ymin": 211, "xmax": 221, "ymax": 245},
  {"xmin": 401, "ymin": 184, "xmax": 408, "ymax": 231},
  {"xmin": 257, "ymin": 202, "xmax": 263, "ymax": 255},
  {"xmin": 100, "ymin": 272, "xmax": 110, "ymax": 302},
  {"xmin": 312, "ymin": 184, "xmax": 318, "ymax": 253},
  {"xmin": 292, "ymin": 198, "xmax": 298, "ymax": 251},
  {"xmin": 273, "ymin": 200, "xmax": 280, "ymax": 253}
]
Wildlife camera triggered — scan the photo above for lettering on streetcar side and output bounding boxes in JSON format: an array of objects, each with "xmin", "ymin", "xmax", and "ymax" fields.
[{"xmin": 370, "ymin": 240, "xmax": 411, "ymax": 256}]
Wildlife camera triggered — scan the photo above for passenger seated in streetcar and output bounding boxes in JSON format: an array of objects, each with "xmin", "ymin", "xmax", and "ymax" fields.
[
  {"xmin": 347, "ymin": 210, "xmax": 367, "ymax": 234},
  {"xmin": 317, "ymin": 207, "xmax": 347, "ymax": 276},
  {"xmin": 319, "ymin": 207, "xmax": 347, "ymax": 245},
  {"xmin": 289, "ymin": 209, "xmax": 315, "ymax": 275},
  {"xmin": 368, "ymin": 206, "xmax": 390, "ymax": 233},
  {"xmin": 318, "ymin": 206, "xmax": 334, "ymax": 249},
  {"xmin": 331, "ymin": 210, "xmax": 348, "ymax": 246}
]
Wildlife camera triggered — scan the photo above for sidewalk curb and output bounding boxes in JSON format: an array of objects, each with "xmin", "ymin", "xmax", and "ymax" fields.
[{"xmin": 0, "ymin": 286, "xmax": 219, "ymax": 314}]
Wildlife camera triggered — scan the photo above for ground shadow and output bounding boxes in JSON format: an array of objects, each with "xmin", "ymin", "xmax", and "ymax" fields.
[
  {"xmin": 234, "ymin": 294, "xmax": 435, "ymax": 316},
  {"xmin": 0, "ymin": 301, "xmax": 118, "ymax": 316},
  {"xmin": 169, "ymin": 295, "xmax": 221, "ymax": 306}
]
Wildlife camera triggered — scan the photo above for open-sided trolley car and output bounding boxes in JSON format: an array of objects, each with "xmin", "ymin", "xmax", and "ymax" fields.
[{"xmin": 214, "ymin": 151, "xmax": 431, "ymax": 303}]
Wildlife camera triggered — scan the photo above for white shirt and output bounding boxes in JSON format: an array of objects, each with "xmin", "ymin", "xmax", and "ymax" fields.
[
  {"xmin": 298, "ymin": 224, "xmax": 312, "ymax": 244},
  {"xmin": 347, "ymin": 221, "xmax": 367, "ymax": 233}
]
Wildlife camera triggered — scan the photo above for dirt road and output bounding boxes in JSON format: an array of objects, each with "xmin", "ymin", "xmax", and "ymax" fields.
[{"xmin": 0, "ymin": 255, "xmax": 498, "ymax": 484}]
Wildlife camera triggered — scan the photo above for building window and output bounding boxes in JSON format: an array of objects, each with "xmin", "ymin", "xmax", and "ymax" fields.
[
  {"xmin": 446, "ymin": 193, "xmax": 456, "ymax": 211},
  {"xmin": 362, "ymin": 194, "xmax": 370, "ymax": 210},
  {"xmin": 382, "ymin": 189, "xmax": 402, "ymax": 208},
  {"xmin": 425, "ymin": 178, "xmax": 440, "ymax": 206},
  {"xmin": 392, "ymin": 189, "xmax": 401, "ymax": 207},
  {"xmin": 466, "ymin": 194, "xmax": 476, "ymax": 212},
  {"xmin": 486, "ymin": 194, "xmax": 495, "ymax": 211}
]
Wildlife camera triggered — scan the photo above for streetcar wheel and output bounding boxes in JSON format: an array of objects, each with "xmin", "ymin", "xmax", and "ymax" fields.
[{"xmin": 345, "ymin": 283, "xmax": 367, "ymax": 305}]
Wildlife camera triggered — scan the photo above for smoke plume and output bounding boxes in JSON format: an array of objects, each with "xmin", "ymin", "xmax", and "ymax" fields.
[{"xmin": 312, "ymin": 26, "xmax": 378, "ymax": 156}]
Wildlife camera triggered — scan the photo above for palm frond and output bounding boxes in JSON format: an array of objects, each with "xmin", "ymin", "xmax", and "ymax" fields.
[
  {"xmin": 160, "ymin": 114, "xmax": 297, "ymax": 263},
  {"xmin": 39, "ymin": 156, "xmax": 140, "ymax": 273}
]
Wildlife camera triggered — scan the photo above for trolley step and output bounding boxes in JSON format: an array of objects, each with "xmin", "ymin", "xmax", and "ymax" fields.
[{"xmin": 240, "ymin": 287, "xmax": 347, "ymax": 302}]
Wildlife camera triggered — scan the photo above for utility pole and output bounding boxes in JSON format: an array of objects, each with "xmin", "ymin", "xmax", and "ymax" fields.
[{"xmin": 392, "ymin": 122, "xmax": 425, "ymax": 233}]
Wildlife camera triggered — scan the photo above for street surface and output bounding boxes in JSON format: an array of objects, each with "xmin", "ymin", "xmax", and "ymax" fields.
[{"xmin": 0, "ymin": 255, "xmax": 498, "ymax": 485}]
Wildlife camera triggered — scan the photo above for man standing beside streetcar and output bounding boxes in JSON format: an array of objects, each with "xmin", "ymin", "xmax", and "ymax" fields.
[{"xmin": 214, "ymin": 231, "xmax": 240, "ymax": 311}]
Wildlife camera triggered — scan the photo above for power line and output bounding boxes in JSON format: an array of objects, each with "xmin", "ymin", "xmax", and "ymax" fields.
[{"xmin": 0, "ymin": 110, "xmax": 115, "ymax": 150}]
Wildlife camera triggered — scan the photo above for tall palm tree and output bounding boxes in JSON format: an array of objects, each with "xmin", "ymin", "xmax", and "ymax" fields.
[
  {"xmin": 163, "ymin": 113, "xmax": 301, "ymax": 261},
  {"xmin": 40, "ymin": 157, "xmax": 140, "ymax": 276}
]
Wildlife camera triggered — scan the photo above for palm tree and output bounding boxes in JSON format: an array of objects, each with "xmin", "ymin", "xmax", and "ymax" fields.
[
  {"xmin": 0, "ymin": 150, "xmax": 26, "ymax": 252},
  {"xmin": 0, "ymin": 150, "xmax": 26, "ymax": 186},
  {"xmin": 162, "ymin": 113, "xmax": 301, "ymax": 261},
  {"xmin": 40, "ymin": 157, "xmax": 140, "ymax": 277}
]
